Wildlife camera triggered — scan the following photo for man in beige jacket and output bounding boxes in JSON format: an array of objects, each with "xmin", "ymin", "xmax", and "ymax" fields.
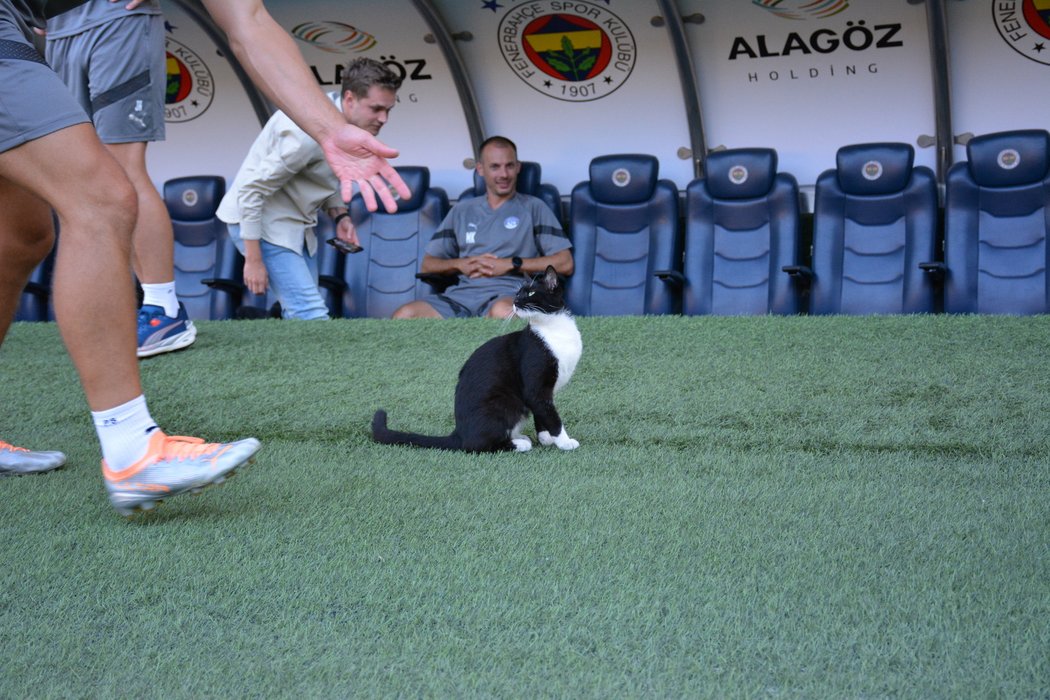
[{"xmin": 218, "ymin": 57, "xmax": 401, "ymax": 320}]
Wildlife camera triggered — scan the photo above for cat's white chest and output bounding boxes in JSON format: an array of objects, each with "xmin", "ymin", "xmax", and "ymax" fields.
[{"xmin": 531, "ymin": 315, "xmax": 582, "ymax": 393}]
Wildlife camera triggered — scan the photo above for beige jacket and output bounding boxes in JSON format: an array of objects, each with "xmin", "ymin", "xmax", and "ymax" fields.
[{"xmin": 217, "ymin": 91, "xmax": 345, "ymax": 256}]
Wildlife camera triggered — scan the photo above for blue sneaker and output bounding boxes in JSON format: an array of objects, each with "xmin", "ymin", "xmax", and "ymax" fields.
[{"xmin": 137, "ymin": 303, "xmax": 196, "ymax": 358}]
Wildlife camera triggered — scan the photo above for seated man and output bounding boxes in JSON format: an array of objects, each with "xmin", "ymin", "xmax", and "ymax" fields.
[
  {"xmin": 218, "ymin": 57, "xmax": 401, "ymax": 320},
  {"xmin": 392, "ymin": 136, "xmax": 573, "ymax": 319}
]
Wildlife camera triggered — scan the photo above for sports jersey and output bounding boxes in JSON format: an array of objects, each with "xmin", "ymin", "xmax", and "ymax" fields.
[
  {"xmin": 423, "ymin": 192, "xmax": 571, "ymax": 316},
  {"xmin": 427, "ymin": 192, "xmax": 569, "ymax": 273}
]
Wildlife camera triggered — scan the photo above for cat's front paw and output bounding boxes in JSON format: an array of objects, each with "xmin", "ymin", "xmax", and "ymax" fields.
[
  {"xmin": 512, "ymin": 437, "xmax": 532, "ymax": 452},
  {"xmin": 555, "ymin": 435, "xmax": 579, "ymax": 450},
  {"xmin": 538, "ymin": 430, "xmax": 579, "ymax": 450}
]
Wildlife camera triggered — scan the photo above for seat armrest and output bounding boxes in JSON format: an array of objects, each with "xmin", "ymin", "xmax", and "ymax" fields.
[
  {"xmin": 415, "ymin": 272, "xmax": 458, "ymax": 294},
  {"xmin": 918, "ymin": 261, "xmax": 946, "ymax": 284},
  {"xmin": 23, "ymin": 281, "xmax": 49, "ymax": 297},
  {"xmin": 202, "ymin": 277, "xmax": 246, "ymax": 294},
  {"xmin": 782, "ymin": 265, "xmax": 813, "ymax": 279},
  {"xmin": 318, "ymin": 274, "xmax": 346, "ymax": 292},
  {"xmin": 782, "ymin": 265, "xmax": 813, "ymax": 289},
  {"xmin": 653, "ymin": 269, "xmax": 685, "ymax": 289}
]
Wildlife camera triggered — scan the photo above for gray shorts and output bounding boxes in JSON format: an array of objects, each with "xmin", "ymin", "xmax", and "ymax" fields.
[
  {"xmin": 425, "ymin": 277, "xmax": 523, "ymax": 318},
  {"xmin": 45, "ymin": 13, "xmax": 166, "ymax": 144},
  {"xmin": 0, "ymin": 11, "xmax": 89, "ymax": 154}
]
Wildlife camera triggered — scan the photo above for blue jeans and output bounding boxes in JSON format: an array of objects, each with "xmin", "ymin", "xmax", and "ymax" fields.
[{"xmin": 226, "ymin": 225, "xmax": 330, "ymax": 320}]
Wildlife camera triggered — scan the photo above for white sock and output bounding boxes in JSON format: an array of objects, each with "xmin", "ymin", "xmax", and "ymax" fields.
[
  {"xmin": 140, "ymin": 281, "xmax": 179, "ymax": 317},
  {"xmin": 91, "ymin": 395, "xmax": 159, "ymax": 470}
]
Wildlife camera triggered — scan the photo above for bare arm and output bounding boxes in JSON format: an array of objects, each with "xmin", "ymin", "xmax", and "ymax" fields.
[
  {"xmin": 465, "ymin": 249, "xmax": 575, "ymax": 279},
  {"xmin": 199, "ymin": 0, "xmax": 410, "ymax": 211},
  {"xmin": 521, "ymin": 248, "xmax": 574, "ymax": 277},
  {"xmin": 420, "ymin": 254, "xmax": 467, "ymax": 277}
]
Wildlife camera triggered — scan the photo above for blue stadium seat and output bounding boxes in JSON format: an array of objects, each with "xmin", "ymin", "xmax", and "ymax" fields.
[
  {"xmin": 943, "ymin": 129, "xmax": 1050, "ymax": 314},
  {"xmin": 16, "ymin": 260, "xmax": 52, "ymax": 322},
  {"xmin": 203, "ymin": 231, "xmax": 279, "ymax": 319},
  {"xmin": 164, "ymin": 175, "xmax": 241, "ymax": 320},
  {"xmin": 565, "ymin": 154, "xmax": 680, "ymax": 316},
  {"xmin": 341, "ymin": 166, "xmax": 449, "ymax": 318},
  {"xmin": 803, "ymin": 142, "xmax": 939, "ymax": 314},
  {"xmin": 675, "ymin": 148, "xmax": 801, "ymax": 315},
  {"xmin": 458, "ymin": 160, "xmax": 563, "ymax": 225},
  {"xmin": 16, "ymin": 216, "xmax": 58, "ymax": 323}
]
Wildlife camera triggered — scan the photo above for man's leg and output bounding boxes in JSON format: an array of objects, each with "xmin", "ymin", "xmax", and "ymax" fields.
[
  {"xmin": 106, "ymin": 142, "xmax": 174, "ymax": 290},
  {"xmin": 106, "ymin": 142, "xmax": 197, "ymax": 357},
  {"xmin": 391, "ymin": 301, "xmax": 442, "ymax": 319},
  {"xmin": 0, "ymin": 124, "xmax": 260, "ymax": 512},
  {"xmin": 261, "ymin": 240, "xmax": 330, "ymax": 320},
  {"xmin": 87, "ymin": 14, "xmax": 194, "ymax": 354},
  {"xmin": 0, "ymin": 178, "xmax": 67, "ymax": 475},
  {"xmin": 0, "ymin": 123, "xmax": 143, "ymax": 410},
  {"xmin": 0, "ymin": 183, "xmax": 54, "ymax": 342},
  {"xmin": 486, "ymin": 297, "xmax": 516, "ymax": 319}
]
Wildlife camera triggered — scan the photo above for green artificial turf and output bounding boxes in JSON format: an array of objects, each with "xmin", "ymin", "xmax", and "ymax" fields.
[{"xmin": 1, "ymin": 315, "xmax": 1047, "ymax": 698}]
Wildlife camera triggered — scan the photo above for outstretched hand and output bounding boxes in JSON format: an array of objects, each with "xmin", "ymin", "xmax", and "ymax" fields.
[{"xmin": 321, "ymin": 123, "xmax": 412, "ymax": 213}]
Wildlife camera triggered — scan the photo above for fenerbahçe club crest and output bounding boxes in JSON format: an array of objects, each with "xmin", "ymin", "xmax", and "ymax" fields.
[
  {"xmin": 498, "ymin": 1, "xmax": 637, "ymax": 102},
  {"xmin": 994, "ymin": 0, "xmax": 1050, "ymax": 66},
  {"xmin": 164, "ymin": 37, "xmax": 215, "ymax": 123}
]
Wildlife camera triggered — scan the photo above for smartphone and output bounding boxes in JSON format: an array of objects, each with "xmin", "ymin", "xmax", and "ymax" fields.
[{"xmin": 327, "ymin": 238, "xmax": 363, "ymax": 254}]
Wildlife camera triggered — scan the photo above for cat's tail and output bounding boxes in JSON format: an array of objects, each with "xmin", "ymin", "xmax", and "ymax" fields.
[{"xmin": 371, "ymin": 409, "xmax": 463, "ymax": 450}]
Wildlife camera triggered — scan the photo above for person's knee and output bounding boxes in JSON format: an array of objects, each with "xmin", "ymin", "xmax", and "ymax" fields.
[
  {"xmin": 56, "ymin": 170, "xmax": 138, "ymax": 241},
  {"xmin": 100, "ymin": 177, "xmax": 139, "ymax": 232},
  {"xmin": 487, "ymin": 298, "xmax": 515, "ymax": 319},
  {"xmin": 392, "ymin": 303, "xmax": 417, "ymax": 319},
  {"xmin": 392, "ymin": 302, "xmax": 437, "ymax": 319}
]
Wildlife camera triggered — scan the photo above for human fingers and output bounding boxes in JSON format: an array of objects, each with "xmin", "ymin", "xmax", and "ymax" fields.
[
  {"xmin": 355, "ymin": 179, "xmax": 380, "ymax": 212},
  {"xmin": 371, "ymin": 174, "xmax": 400, "ymax": 213},
  {"xmin": 337, "ymin": 219, "xmax": 360, "ymax": 247},
  {"xmin": 377, "ymin": 162, "xmax": 412, "ymax": 203}
]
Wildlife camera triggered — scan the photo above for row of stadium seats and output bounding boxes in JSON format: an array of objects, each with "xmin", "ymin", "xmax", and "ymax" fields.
[
  {"xmin": 15, "ymin": 128, "xmax": 1050, "ymax": 320},
  {"xmin": 573, "ymin": 127, "xmax": 1049, "ymax": 316}
]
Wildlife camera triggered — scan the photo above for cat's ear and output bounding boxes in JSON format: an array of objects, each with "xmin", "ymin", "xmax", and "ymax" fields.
[{"xmin": 544, "ymin": 265, "xmax": 559, "ymax": 290}]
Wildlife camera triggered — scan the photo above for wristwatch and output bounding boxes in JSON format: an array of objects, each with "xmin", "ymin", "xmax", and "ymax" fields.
[{"xmin": 511, "ymin": 256, "xmax": 523, "ymax": 271}]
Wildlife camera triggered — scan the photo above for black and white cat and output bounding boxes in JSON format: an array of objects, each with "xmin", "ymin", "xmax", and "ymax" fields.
[{"xmin": 372, "ymin": 266, "xmax": 582, "ymax": 453}]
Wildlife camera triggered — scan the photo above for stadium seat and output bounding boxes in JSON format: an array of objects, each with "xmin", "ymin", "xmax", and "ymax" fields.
[
  {"xmin": 458, "ymin": 160, "xmax": 563, "ymax": 225},
  {"xmin": 341, "ymin": 165, "xmax": 449, "ymax": 318},
  {"xmin": 670, "ymin": 147, "xmax": 802, "ymax": 315},
  {"xmin": 797, "ymin": 142, "xmax": 939, "ymax": 314},
  {"xmin": 943, "ymin": 128, "xmax": 1050, "ymax": 314},
  {"xmin": 202, "ymin": 231, "xmax": 279, "ymax": 319},
  {"xmin": 164, "ymin": 175, "xmax": 241, "ymax": 320},
  {"xmin": 565, "ymin": 154, "xmax": 680, "ymax": 316}
]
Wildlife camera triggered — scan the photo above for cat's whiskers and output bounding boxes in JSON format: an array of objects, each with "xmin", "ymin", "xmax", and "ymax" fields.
[{"xmin": 497, "ymin": 307, "xmax": 520, "ymax": 333}]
